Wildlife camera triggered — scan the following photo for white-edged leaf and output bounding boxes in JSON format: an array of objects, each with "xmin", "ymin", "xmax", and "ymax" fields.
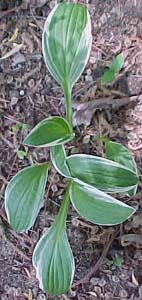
[
  {"xmin": 33, "ymin": 186, "xmax": 75, "ymax": 295},
  {"xmin": 105, "ymin": 140, "xmax": 138, "ymax": 196},
  {"xmin": 42, "ymin": 3, "xmax": 92, "ymax": 89},
  {"xmin": 50, "ymin": 144, "xmax": 71, "ymax": 177},
  {"xmin": 5, "ymin": 163, "xmax": 49, "ymax": 232},
  {"xmin": 66, "ymin": 154, "xmax": 138, "ymax": 193},
  {"xmin": 69, "ymin": 180, "xmax": 136, "ymax": 225},
  {"xmin": 23, "ymin": 116, "xmax": 74, "ymax": 147},
  {"xmin": 33, "ymin": 226, "xmax": 75, "ymax": 295}
]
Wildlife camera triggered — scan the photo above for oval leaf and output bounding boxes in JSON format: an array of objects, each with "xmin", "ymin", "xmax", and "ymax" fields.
[
  {"xmin": 50, "ymin": 144, "xmax": 71, "ymax": 177},
  {"xmin": 23, "ymin": 117, "xmax": 74, "ymax": 147},
  {"xmin": 101, "ymin": 69, "xmax": 115, "ymax": 85},
  {"xmin": 111, "ymin": 53, "xmax": 124, "ymax": 73},
  {"xmin": 105, "ymin": 140, "xmax": 137, "ymax": 173},
  {"xmin": 42, "ymin": 3, "xmax": 92, "ymax": 89},
  {"xmin": 5, "ymin": 163, "xmax": 49, "ymax": 232},
  {"xmin": 70, "ymin": 181, "xmax": 136, "ymax": 225},
  {"xmin": 33, "ymin": 186, "xmax": 74, "ymax": 295},
  {"xmin": 105, "ymin": 140, "xmax": 138, "ymax": 196},
  {"xmin": 33, "ymin": 227, "xmax": 75, "ymax": 295},
  {"xmin": 66, "ymin": 154, "xmax": 138, "ymax": 193}
]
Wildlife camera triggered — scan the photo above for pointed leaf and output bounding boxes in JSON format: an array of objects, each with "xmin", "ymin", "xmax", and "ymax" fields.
[
  {"xmin": 33, "ymin": 227, "xmax": 74, "ymax": 295},
  {"xmin": 66, "ymin": 154, "xmax": 138, "ymax": 193},
  {"xmin": 42, "ymin": 3, "xmax": 92, "ymax": 89},
  {"xmin": 33, "ymin": 186, "xmax": 75, "ymax": 295},
  {"xmin": 105, "ymin": 140, "xmax": 137, "ymax": 173},
  {"xmin": 5, "ymin": 163, "xmax": 49, "ymax": 232},
  {"xmin": 70, "ymin": 181, "xmax": 136, "ymax": 225},
  {"xmin": 105, "ymin": 140, "xmax": 138, "ymax": 196},
  {"xmin": 50, "ymin": 144, "xmax": 71, "ymax": 177},
  {"xmin": 23, "ymin": 117, "xmax": 74, "ymax": 147}
]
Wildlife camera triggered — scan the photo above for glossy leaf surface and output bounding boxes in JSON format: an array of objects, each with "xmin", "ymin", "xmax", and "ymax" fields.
[
  {"xmin": 5, "ymin": 163, "xmax": 49, "ymax": 232},
  {"xmin": 50, "ymin": 144, "xmax": 71, "ymax": 177},
  {"xmin": 33, "ymin": 187, "xmax": 75, "ymax": 295},
  {"xmin": 105, "ymin": 140, "xmax": 138, "ymax": 196},
  {"xmin": 70, "ymin": 181, "xmax": 135, "ymax": 225},
  {"xmin": 23, "ymin": 117, "xmax": 74, "ymax": 147},
  {"xmin": 66, "ymin": 154, "xmax": 138, "ymax": 193},
  {"xmin": 42, "ymin": 3, "xmax": 92, "ymax": 89}
]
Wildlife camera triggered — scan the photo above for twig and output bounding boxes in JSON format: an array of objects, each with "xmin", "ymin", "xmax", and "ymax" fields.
[
  {"xmin": 0, "ymin": 5, "xmax": 22, "ymax": 19},
  {"xmin": 72, "ymin": 229, "xmax": 119, "ymax": 288},
  {"xmin": 72, "ymin": 95, "xmax": 139, "ymax": 110}
]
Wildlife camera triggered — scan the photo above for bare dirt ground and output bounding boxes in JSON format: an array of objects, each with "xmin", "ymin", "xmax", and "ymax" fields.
[{"xmin": 0, "ymin": 1, "xmax": 142, "ymax": 299}]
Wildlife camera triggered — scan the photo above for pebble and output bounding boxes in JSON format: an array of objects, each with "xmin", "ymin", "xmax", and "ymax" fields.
[
  {"xmin": 90, "ymin": 277, "xmax": 100, "ymax": 285},
  {"xmin": 51, "ymin": 184, "xmax": 58, "ymax": 193},
  {"xmin": 127, "ymin": 132, "xmax": 138, "ymax": 141},
  {"xmin": 90, "ymin": 56, "xmax": 96, "ymax": 64},
  {"xmin": 93, "ymin": 286, "xmax": 101, "ymax": 294},
  {"xmin": 112, "ymin": 275, "xmax": 120, "ymax": 283},
  {"xmin": 28, "ymin": 78, "xmax": 35, "ymax": 88},
  {"xmin": 37, "ymin": 294, "xmax": 46, "ymax": 300},
  {"xmin": 119, "ymin": 289, "xmax": 128, "ymax": 298},
  {"xmin": 100, "ymin": 13, "xmax": 107, "ymax": 25},
  {"xmin": 98, "ymin": 277, "xmax": 106, "ymax": 287},
  {"xmin": 11, "ymin": 96, "xmax": 18, "ymax": 106},
  {"xmin": 19, "ymin": 90, "xmax": 25, "ymax": 96},
  {"xmin": 83, "ymin": 135, "xmax": 90, "ymax": 144},
  {"xmin": 85, "ymin": 74, "xmax": 93, "ymax": 83}
]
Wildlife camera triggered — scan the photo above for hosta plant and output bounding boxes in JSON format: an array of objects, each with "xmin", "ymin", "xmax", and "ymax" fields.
[{"xmin": 5, "ymin": 3, "xmax": 138, "ymax": 296}]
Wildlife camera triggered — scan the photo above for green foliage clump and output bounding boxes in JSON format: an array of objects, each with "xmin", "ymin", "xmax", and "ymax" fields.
[{"xmin": 5, "ymin": 3, "xmax": 138, "ymax": 296}]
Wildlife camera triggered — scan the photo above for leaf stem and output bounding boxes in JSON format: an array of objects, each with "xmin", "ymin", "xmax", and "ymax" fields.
[
  {"xmin": 63, "ymin": 81, "xmax": 73, "ymax": 130},
  {"xmin": 55, "ymin": 181, "xmax": 71, "ymax": 233}
]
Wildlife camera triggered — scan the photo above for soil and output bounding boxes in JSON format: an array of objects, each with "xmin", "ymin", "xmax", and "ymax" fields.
[{"xmin": 0, "ymin": 1, "xmax": 142, "ymax": 300}]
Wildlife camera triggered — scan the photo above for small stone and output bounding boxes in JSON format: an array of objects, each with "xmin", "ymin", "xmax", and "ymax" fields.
[
  {"xmin": 83, "ymin": 135, "xmax": 90, "ymax": 144},
  {"xmin": 86, "ymin": 68, "xmax": 92, "ymax": 76},
  {"xmin": 19, "ymin": 90, "xmax": 25, "ymax": 96},
  {"xmin": 127, "ymin": 132, "xmax": 138, "ymax": 140},
  {"xmin": 98, "ymin": 278, "xmax": 106, "ymax": 287},
  {"xmin": 90, "ymin": 56, "xmax": 96, "ymax": 64},
  {"xmin": 37, "ymin": 294, "xmax": 46, "ymax": 300},
  {"xmin": 11, "ymin": 96, "xmax": 18, "ymax": 106},
  {"xmin": 100, "ymin": 13, "xmax": 107, "ymax": 25},
  {"xmin": 93, "ymin": 286, "xmax": 101, "ymax": 294},
  {"xmin": 28, "ymin": 78, "xmax": 35, "ymax": 88},
  {"xmin": 51, "ymin": 184, "xmax": 58, "ymax": 193},
  {"xmin": 105, "ymin": 292, "xmax": 113, "ymax": 299},
  {"xmin": 7, "ymin": 75, "xmax": 13, "ymax": 84},
  {"xmin": 85, "ymin": 75, "xmax": 93, "ymax": 83},
  {"xmin": 90, "ymin": 277, "xmax": 100, "ymax": 285},
  {"xmin": 124, "ymin": 36, "xmax": 131, "ymax": 48},
  {"xmin": 16, "ymin": 287, "xmax": 22, "ymax": 296},
  {"xmin": 119, "ymin": 289, "xmax": 128, "ymax": 298},
  {"xmin": 112, "ymin": 275, "xmax": 120, "ymax": 283}
]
